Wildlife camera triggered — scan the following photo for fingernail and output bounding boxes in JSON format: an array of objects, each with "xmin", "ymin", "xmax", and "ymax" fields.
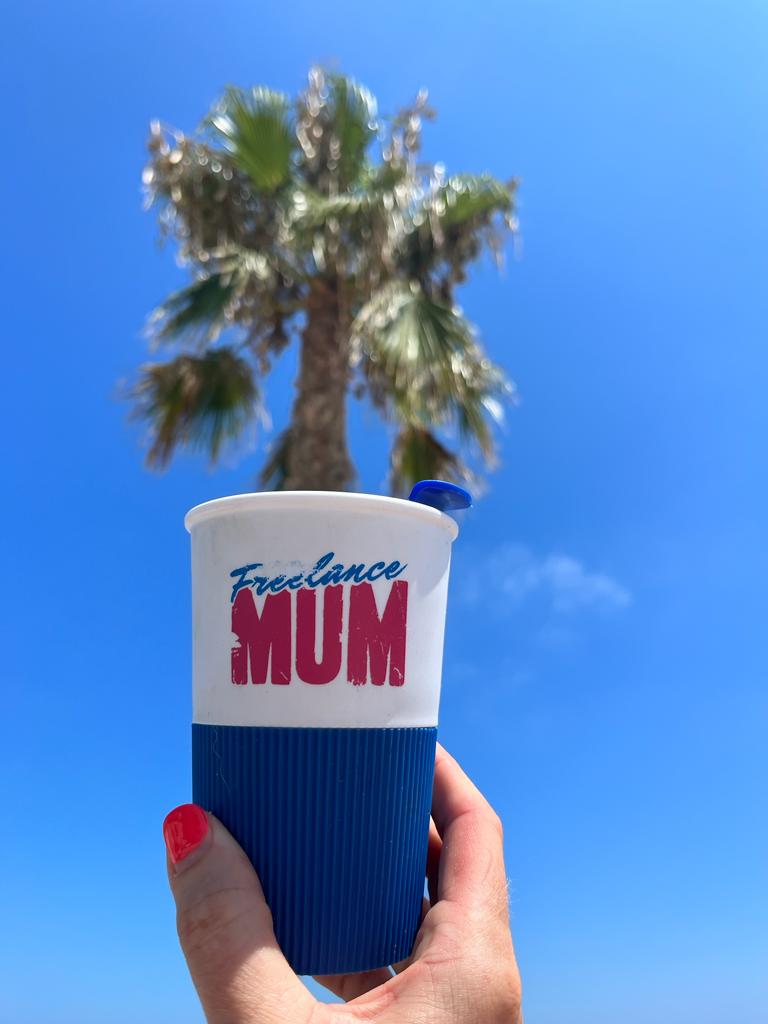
[{"xmin": 163, "ymin": 804, "xmax": 209, "ymax": 866}]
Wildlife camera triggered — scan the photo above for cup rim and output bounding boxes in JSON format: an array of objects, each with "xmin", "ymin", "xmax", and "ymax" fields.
[{"xmin": 184, "ymin": 490, "xmax": 459, "ymax": 539}]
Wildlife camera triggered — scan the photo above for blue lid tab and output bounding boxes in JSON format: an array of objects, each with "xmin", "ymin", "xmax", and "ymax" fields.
[{"xmin": 407, "ymin": 479, "xmax": 472, "ymax": 513}]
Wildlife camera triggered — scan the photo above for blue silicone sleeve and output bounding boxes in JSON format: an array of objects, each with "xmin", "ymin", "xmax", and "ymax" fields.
[{"xmin": 192, "ymin": 724, "xmax": 436, "ymax": 975}]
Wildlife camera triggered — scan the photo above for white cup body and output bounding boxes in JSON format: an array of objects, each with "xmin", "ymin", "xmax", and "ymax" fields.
[{"xmin": 186, "ymin": 491, "xmax": 458, "ymax": 730}]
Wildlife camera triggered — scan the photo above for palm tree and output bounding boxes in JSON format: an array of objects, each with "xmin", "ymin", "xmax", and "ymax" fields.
[{"xmin": 136, "ymin": 67, "xmax": 517, "ymax": 493}]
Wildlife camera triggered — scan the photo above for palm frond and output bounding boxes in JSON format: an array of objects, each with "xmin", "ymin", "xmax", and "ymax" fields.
[
  {"xmin": 327, "ymin": 73, "xmax": 378, "ymax": 187},
  {"xmin": 362, "ymin": 159, "xmax": 408, "ymax": 192},
  {"xmin": 388, "ymin": 89, "xmax": 436, "ymax": 164},
  {"xmin": 437, "ymin": 173, "xmax": 515, "ymax": 229},
  {"xmin": 353, "ymin": 283, "xmax": 512, "ymax": 461},
  {"xmin": 297, "ymin": 69, "xmax": 378, "ymax": 191},
  {"xmin": 390, "ymin": 426, "xmax": 470, "ymax": 495},
  {"xmin": 145, "ymin": 130, "xmax": 253, "ymax": 255},
  {"xmin": 397, "ymin": 173, "xmax": 517, "ymax": 281},
  {"xmin": 291, "ymin": 188, "xmax": 370, "ymax": 225},
  {"xmin": 210, "ymin": 87, "xmax": 295, "ymax": 193},
  {"xmin": 149, "ymin": 247, "xmax": 302, "ymax": 355},
  {"xmin": 134, "ymin": 347, "xmax": 259, "ymax": 467},
  {"xmin": 151, "ymin": 273, "xmax": 236, "ymax": 345}
]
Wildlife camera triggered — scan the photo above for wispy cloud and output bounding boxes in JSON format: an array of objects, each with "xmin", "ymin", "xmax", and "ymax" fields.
[{"xmin": 459, "ymin": 543, "xmax": 631, "ymax": 615}]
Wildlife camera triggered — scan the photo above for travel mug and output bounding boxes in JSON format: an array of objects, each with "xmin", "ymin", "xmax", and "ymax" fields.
[{"xmin": 186, "ymin": 485, "xmax": 464, "ymax": 975}]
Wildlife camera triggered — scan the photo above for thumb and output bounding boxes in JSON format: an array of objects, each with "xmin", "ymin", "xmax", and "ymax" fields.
[{"xmin": 163, "ymin": 804, "xmax": 314, "ymax": 1024}]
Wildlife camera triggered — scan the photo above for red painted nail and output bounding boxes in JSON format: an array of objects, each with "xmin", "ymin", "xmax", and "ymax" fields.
[{"xmin": 163, "ymin": 804, "xmax": 209, "ymax": 864}]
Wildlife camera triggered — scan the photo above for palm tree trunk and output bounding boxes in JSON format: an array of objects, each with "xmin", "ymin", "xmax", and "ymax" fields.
[{"xmin": 283, "ymin": 277, "xmax": 354, "ymax": 491}]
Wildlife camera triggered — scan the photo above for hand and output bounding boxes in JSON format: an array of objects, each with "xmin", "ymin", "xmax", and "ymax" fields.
[{"xmin": 162, "ymin": 744, "xmax": 522, "ymax": 1023}]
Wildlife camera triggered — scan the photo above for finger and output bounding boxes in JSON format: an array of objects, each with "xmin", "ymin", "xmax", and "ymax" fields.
[
  {"xmin": 163, "ymin": 804, "xmax": 314, "ymax": 1024},
  {"xmin": 313, "ymin": 968, "xmax": 393, "ymax": 1001},
  {"xmin": 426, "ymin": 817, "xmax": 442, "ymax": 908},
  {"xmin": 430, "ymin": 744, "xmax": 509, "ymax": 922}
]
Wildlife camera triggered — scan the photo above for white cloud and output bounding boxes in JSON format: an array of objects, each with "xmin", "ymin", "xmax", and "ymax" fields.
[{"xmin": 460, "ymin": 543, "xmax": 631, "ymax": 615}]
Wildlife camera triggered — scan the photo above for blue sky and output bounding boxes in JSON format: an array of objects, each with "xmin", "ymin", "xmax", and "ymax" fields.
[{"xmin": 2, "ymin": 1, "xmax": 766, "ymax": 1021}]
